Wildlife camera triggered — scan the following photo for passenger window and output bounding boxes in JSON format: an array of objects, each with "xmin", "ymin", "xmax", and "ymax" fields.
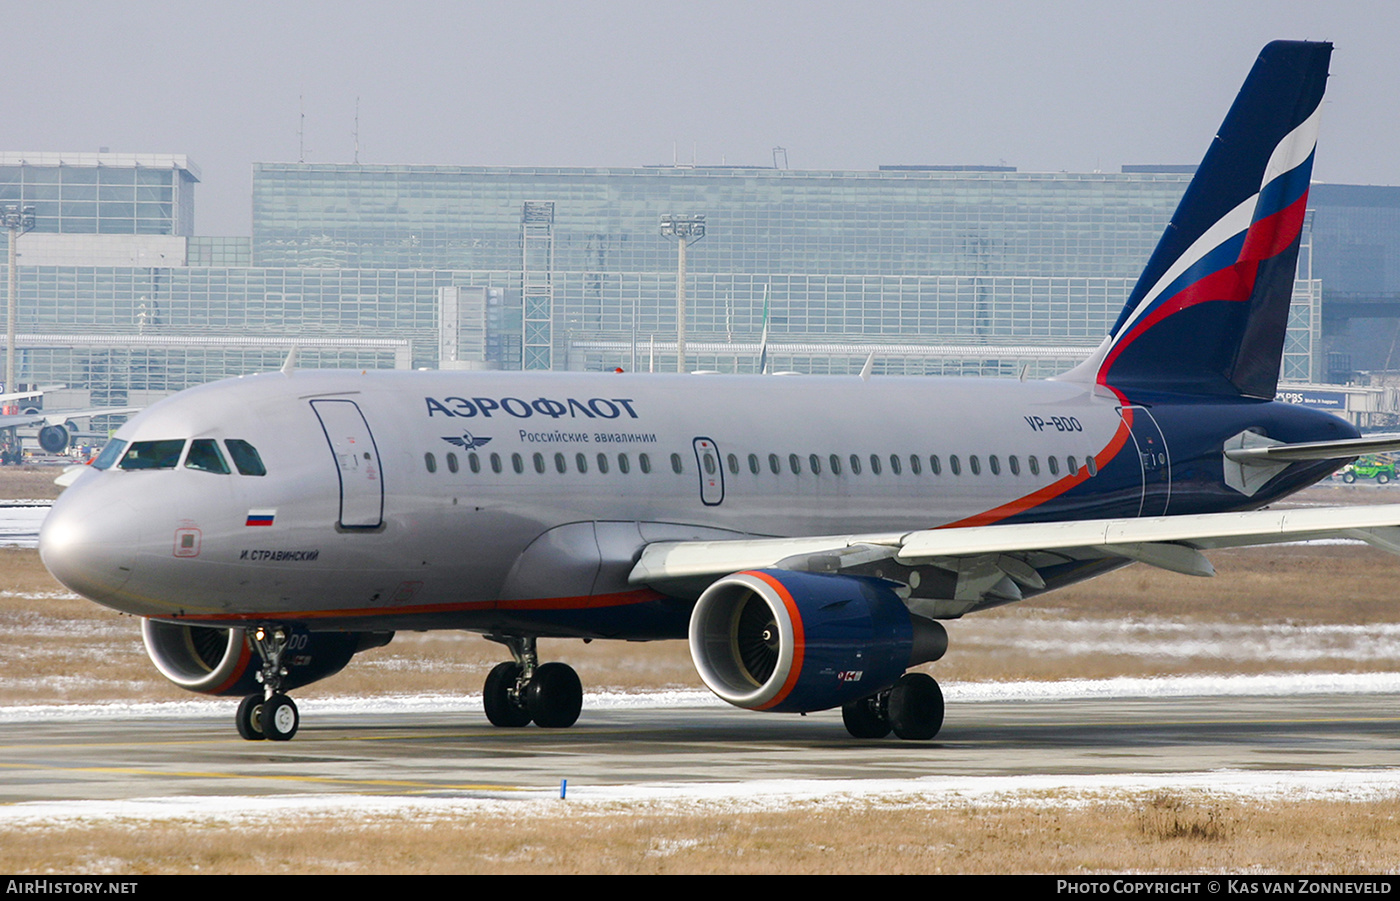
[
  {"xmin": 889, "ymin": 454, "xmax": 901, "ymax": 475},
  {"xmin": 788, "ymin": 453, "xmax": 801, "ymax": 475},
  {"xmin": 424, "ymin": 452, "xmax": 438, "ymax": 473},
  {"xmin": 185, "ymin": 439, "xmax": 230, "ymax": 474},
  {"xmin": 989, "ymin": 455, "xmax": 1001, "ymax": 476},
  {"xmin": 511, "ymin": 453, "xmax": 524, "ymax": 474},
  {"xmin": 119, "ymin": 439, "xmax": 186, "ymax": 471},
  {"xmin": 490, "ymin": 453, "xmax": 502, "ymax": 473},
  {"xmin": 533, "ymin": 452, "xmax": 546, "ymax": 474},
  {"xmin": 91, "ymin": 439, "xmax": 128, "ymax": 470},
  {"xmin": 1008, "ymin": 455, "xmax": 1020, "ymax": 476},
  {"xmin": 468, "ymin": 452, "xmax": 481, "ymax": 473},
  {"xmin": 670, "ymin": 453, "xmax": 683, "ymax": 474},
  {"xmin": 1048, "ymin": 456, "xmax": 1060, "ymax": 476},
  {"xmin": 829, "ymin": 454, "xmax": 842, "ymax": 475},
  {"xmin": 576, "ymin": 452, "xmax": 589, "ymax": 473},
  {"xmin": 768, "ymin": 453, "xmax": 781, "ymax": 475},
  {"xmin": 224, "ymin": 439, "xmax": 266, "ymax": 476},
  {"xmin": 639, "ymin": 453, "xmax": 652, "ymax": 474},
  {"xmin": 970, "ymin": 455, "xmax": 982, "ymax": 475},
  {"xmin": 909, "ymin": 455, "xmax": 922, "ymax": 475},
  {"xmin": 949, "ymin": 455, "xmax": 961, "ymax": 476},
  {"xmin": 929, "ymin": 455, "xmax": 941, "ymax": 475},
  {"xmin": 1086, "ymin": 455, "xmax": 1098, "ymax": 477},
  {"xmin": 809, "ymin": 454, "xmax": 822, "ymax": 475},
  {"xmin": 618, "ymin": 453, "xmax": 631, "ymax": 474},
  {"xmin": 1067, "ymin": 456, "xmax": 1079, "ymax": 474},
  {"xmin": 727, "ymin": 454, "xmax": 739, "ymax": 475},
  {"xmin": 869, "ymin": 454, "xmax": 882, "ymax": 475},
  {"xmin": 554, "ymin": 452, "xmax": 567, "ymax": 474},
  {"xmin": 596, "ymin": 453, "xmax": 610, "ymax": 474},
  {"xmin": 849, "ymin": 454, "xmax": 862, "ymax": 475},
  {"xmin": 1028, "ymin": 456, "xmax": 1040, "ymax": 476},
  {"xmin": 447, "ymin": 452, "xmax": 459, "ymax": 474},
  {"xmin": 748, "ymin": 453, "xmax": 760, "ymax": 474}
]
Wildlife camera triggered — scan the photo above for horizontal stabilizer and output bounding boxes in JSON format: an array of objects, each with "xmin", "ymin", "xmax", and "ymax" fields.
[{"xmin": 1224, "ymin": 433, "xmax": 1400, "ymax": 462}]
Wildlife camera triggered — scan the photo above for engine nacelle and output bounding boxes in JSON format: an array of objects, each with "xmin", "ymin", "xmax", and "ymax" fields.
[
  {"xmin": 141, "ymin": 619, "xmax": 393, "ymax": 696},
  {"xmin": 37, "ymin": 424, "xmax": 70, "ymax": 453},
  {"xmin": 688, "ymin": 569, "xmax": 947, "ymax": 714}
]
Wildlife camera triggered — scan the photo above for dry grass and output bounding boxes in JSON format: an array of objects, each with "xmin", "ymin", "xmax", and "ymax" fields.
[
  {"xmin": 2, "ymin": 795, "xmax": 1399, "ymax": 874},
  {"xmin": 0, "ymin": 466, "xmax": 65, "ymax": 501}
]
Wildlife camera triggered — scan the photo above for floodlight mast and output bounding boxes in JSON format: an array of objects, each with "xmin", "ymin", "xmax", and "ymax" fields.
[
  {"xmin": 659, "ymin": 213, "xmax": 706, "ymax": 373},
  {"xmin": 3, "ymin": 204, "xmax": 35, "ymax": 395}
]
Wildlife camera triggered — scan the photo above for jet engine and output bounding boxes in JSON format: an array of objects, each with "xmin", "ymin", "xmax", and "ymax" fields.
[
  {"xmin": 37, "ymin": 424, "xmax": 69, "ymax": 453},
  {"xmin": 688, "ymin": 569, "xmax": 946, "ymax": 713},
  {"xmin": 141, "ymin": 619, "xmax": 393, "ymax": 696}
]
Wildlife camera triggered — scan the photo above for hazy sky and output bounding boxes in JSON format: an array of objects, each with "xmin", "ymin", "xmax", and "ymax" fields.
[{"xmin": 6, "ymin": 1, "xmax": 1397, "ymax": 235}]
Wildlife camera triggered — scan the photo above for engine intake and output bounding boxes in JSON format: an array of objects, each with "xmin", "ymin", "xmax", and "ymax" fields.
[
  {"xmin": 141, "ymin": 619, "xmax": 393, "ymax": 696},
  {"xmin": 688, "ymin": 569, "xmax": 946, "ymax": 714}
]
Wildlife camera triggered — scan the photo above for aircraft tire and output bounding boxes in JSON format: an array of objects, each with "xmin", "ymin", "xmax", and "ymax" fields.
[
  {"xmin": 483, "ymin": 662, "xmax": 532, "ymax": 727},
  {"xmin": 259, "ymin": 693, "xmax": 299, "ymax": 741},
  {"xmin": 235, "ymin": 695, "xmax": 266, "ymax": 741},
  {"xmin": 842, "ymin": 695, "xmax": 892, "ymax": 739},
  {"xmin": 887, "ymin": 673, "xmax": 944, "ymax": 741},
  {"xmin": 525, "ymin": 662, "xmax": 583, "ymax": 728}
]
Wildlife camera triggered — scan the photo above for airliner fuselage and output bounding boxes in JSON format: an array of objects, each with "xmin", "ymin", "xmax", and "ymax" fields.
[{"xmin": 41, "ymin": 368, "xmax": 1351, "ymax": 636}]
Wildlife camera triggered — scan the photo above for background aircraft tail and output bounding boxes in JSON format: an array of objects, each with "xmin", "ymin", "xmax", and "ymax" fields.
[{"xmin": 1063, "ymin": 40, "xmax": 1331, "ymax": 399}]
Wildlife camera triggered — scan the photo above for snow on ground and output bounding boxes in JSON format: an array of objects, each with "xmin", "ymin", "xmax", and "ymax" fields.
[
  {"xmin": 5, "ymin": 672, "xmax": 1400, "ymax": 725},
  {"xmin": 3, "ymin": 770, "xmax": 1400, "ymax": 828},
  {"xmin": 3, "ymin": 675, "xmax": 1400, "ymax": 825}
]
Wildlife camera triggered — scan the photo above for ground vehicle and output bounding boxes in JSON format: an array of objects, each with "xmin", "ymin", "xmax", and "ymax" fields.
[{"xmin": 1340, "ymin": 455, "xmax": 1397, "ymax": 484}]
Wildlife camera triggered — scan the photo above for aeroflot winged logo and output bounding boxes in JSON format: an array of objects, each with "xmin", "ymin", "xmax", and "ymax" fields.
[{"xmin": 442, "ymin": 432, "xmax": 493, "ymax": 450}]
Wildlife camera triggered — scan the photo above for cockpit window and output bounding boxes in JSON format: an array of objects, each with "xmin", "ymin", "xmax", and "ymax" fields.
[
  {"xmin": 90, "ymin": 439, "xmax": 128, "ymax": 471},
  {"xmin": 224, "ymin": 439, "xmax": 266, "ymax": 476},
  {"xmin": 117, "ymin": 440, "xmax": 186, "ymax": 471},
  {"xmin": 185, "ymin": 439, "xmax": 230, "ymax": 474}
]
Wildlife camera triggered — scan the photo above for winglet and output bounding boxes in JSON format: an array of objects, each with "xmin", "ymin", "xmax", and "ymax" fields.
[
  {"xmin": 859, "ymin": 352, "xmax": 874, "ymax": 382},
  {"xmin": 281, "ymin": 346, "xmax": 297, "ymax": 376}
]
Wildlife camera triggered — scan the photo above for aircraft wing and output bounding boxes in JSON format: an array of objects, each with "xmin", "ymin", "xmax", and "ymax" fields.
[
  {"xmin": 0, "ymin": 406, "xmax": 141, "ymax": 431},
  {"xmin": 0, "ymin": 411, "xmax": 48, "ymax": 431},
  {"xmin": 629, "ymin": 504, "xmax": 1400, "ymax": 616}
]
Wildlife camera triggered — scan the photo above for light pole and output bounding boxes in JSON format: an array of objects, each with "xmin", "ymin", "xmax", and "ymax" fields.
[
  {"xmin": 659, "ymin": 213, "xmax": 705, "ymax": 373},
  {"xmin": 3, "ymin": 203, "xmax": 35, "ymax": 395}
]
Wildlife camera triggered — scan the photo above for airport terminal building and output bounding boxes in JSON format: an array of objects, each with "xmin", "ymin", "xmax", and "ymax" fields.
[{"xmin": 4, "ymin": 152, "xmax": 1397, "ymax": 414}]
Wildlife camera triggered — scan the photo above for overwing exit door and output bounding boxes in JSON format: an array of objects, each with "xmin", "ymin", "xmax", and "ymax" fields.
[{"xmin": 693, "ymin": 437, "xmax": 724, "ymax": 506}]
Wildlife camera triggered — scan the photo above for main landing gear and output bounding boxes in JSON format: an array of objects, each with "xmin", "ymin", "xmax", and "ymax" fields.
[
  {"xmin": 483, "ymin": 635, "xmax": 583, "ymax": 729},
  {"xmin": 840, "ymin": 672, "xmax": 944, "ymax": 740},
  {"xmin": 235, "ymin": 625, "xmax": 300, "ymax": 742}
]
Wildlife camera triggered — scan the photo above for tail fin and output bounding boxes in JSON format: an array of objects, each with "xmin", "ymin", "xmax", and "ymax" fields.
[{"xmin": 1064, "ymin": 40, "xmax": 1331, "ymax": 399}]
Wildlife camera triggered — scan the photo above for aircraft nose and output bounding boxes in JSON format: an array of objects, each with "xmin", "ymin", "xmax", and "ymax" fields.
[{"xmin": 39, "ymin": 483, "xmax": 140, "ymax": 607}]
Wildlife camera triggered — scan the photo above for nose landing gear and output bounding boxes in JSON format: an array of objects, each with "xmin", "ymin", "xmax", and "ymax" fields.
[
  {"xmin": 234, "ymin": 625, "xmax": 300, "ymax": 742},
  {"xmin": 483, "ymin": 635, "xmax": 583, "ymax": 729}
]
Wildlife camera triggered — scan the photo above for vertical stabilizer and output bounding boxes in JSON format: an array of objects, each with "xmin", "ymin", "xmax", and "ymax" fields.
[{"xmin": 1062, "ymin": 41, "xmax": 1331, "ymax": 398}]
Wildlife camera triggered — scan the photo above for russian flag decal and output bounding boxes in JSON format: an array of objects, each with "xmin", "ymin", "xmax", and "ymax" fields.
[{"xmin": 245, "ymin": 509, "xmax": 276, "ymax": 527}]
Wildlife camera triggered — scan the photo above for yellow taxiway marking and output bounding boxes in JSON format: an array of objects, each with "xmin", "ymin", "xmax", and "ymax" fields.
[{"xmin": 0, "ymin": 761, "xmax": 529, "ymax": 793}]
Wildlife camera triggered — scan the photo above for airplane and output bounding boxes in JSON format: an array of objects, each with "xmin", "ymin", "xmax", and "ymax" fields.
[
  {"xmin": 37, "ymin": 40, "xmax": 1400, "ymax": 744},
  {"xmin": 0, "ymin": 387, "xmax": 142, "ymax": 463}
]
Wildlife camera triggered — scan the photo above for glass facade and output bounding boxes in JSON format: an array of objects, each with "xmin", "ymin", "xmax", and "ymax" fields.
[
  {"xmin": 1, "ymin": 158, "xmax": 1338, "ymax": 401},
  {"xmin": 0, "ymin": 153, "xmax": 198, "ymax": 236}
]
